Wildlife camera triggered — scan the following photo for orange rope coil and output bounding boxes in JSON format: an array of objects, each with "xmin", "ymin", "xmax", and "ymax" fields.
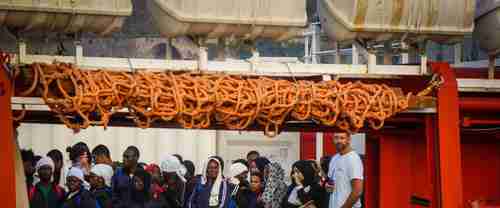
[{"xmin": 15, "ymin": 62, "xmax": 412, "ymax": 137}]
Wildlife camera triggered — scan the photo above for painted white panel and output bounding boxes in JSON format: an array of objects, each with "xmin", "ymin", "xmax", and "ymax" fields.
[
  {"xmin": 17, "ymin": 123, "xmax": 300, "ymax": 177},
  {"xmin": 351, "ymin": 133, "xmax": 366, "ymax": 155},
  {"xmin": 217, "ymin": 131, "xmax": 300, "ymax": 182},
  {"xmin": 17, "ymin": 124, "xmax": 218, "ymax": 173}
]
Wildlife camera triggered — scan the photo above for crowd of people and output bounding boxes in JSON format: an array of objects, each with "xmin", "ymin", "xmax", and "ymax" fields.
[{"xmin": 21, "ymin": 132, "xmax": 363, "ymax": 208}]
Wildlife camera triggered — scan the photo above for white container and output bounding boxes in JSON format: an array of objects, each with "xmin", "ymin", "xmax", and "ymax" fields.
[
  {"xmin": 0, "ymin": 0, "xmax": 133, "ymax": 36},
  {"xmin": 319, "ymin": 0, "xmax": 476, "ymax": 43},
  {"xmin": 148, "ymin": 0, "xmax": 307, "ymax": 41},
  {"xmin": 474, "ymin": 0, "xmax": 500, "ymax": 55}
]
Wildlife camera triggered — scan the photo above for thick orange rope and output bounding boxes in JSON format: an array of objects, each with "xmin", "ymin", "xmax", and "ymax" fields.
[{"xmin": 15, "ymin": 62, "xmax": 413, "ymax": 136}]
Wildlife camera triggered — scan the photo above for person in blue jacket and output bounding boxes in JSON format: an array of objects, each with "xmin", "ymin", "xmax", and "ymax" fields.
[
  {"xmin": 63, "ymin": 168, "xmax": 100, "ymax": 208},
  {"xmin": 112, "ymin": 146, "xmax": 143, "ymax": 208},
  {"xmin": 89, "ymin": 164, "xmax": 114, "ymax": 208},
  {"xmin": 187, "ymin": 156, "xmax": 233, "ymax": 208}
]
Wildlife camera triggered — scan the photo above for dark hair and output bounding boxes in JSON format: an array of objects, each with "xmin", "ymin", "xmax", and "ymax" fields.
[
  {"xmin": 247, "ymin": 151, "xmax": 260, "ymax": 158},
  {"xmin": 293, "ymin": 160, "xmax": 317, "ymax": 186},
  {"xmin": 66, "ymin": 142, "xmax": 91, "ymax": 163},
  {"xmin": 320, "ymin": 156, "xmax": 332, "ymax": 175},
  {"xmin": 232, "ymin": 159, "xmax": 249, "ymax": 168},
  {"xmin": 92, "ymin": 144, "xmax": 111, "ymax": 158},
  {"xmin": 34, "ymin": 155, "xmax": 42, "ymax": 164},
  {"xmin": 173, "ymin": 154, "xmax": 183, "ymax": 163},
  {"xmin": 253, "ymin": 157, "xmax": 270, "ymax": 173},
  {"xmin": 250, "ymin": 172, "xmax": 263, "ymax": 181},
  {"xmin": 210, "ymin": 156, "xmax": 225, "ymax": 171},
  {"xmin": 47, "ymin": 149, "xmax": 63, "ymax": 162},
  {"xmin": 125, "ymin": 146, "xmax": 140, "ymax": 158},
  {"xmin": 21, "ymin": 149, "xmax": 35, "ymax": 163},
  {"xmin": 183, "ymin": 160, "xmax": 195, "ymax": 178}
]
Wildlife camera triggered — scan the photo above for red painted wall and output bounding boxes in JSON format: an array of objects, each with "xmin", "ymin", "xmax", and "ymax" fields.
[
  {"xmin": 323, "ymin": 133, "xmax": 337, "ymax": 156},
  {"xmin": 302, "ymin": 129, "xmax": 434, "ymax": 208},
  {"xmin": 376, "ymin": 130, "xmax": 433, "ymax": 208},
  {"xmin": 461, "ymin": 133, "xmax": 500, "ymax": 206},
  {"xmin": 300, "ymin": 132, "xmax": 316, "ymax": 160},
  {"xmin": 365, "ymin": 137, "xmax": 380, "ymax": 208}
]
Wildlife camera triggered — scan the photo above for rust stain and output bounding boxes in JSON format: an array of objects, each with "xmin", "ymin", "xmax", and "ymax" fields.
[
  {"xmin": 353, "ymin": 0, "xmax": 369, "ymax": 28},
  {"xmin": 390, "ymin": 0, "xmax": 404, "ymax": 26},
  {"xmin": 425, "ymin": 0, "xmax": 438, "ymax": 28}
]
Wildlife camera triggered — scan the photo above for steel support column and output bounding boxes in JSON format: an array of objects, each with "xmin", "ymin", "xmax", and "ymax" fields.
[
  {"xmin": 425, "ymin": 115, "xmax": 438, "ymax": 208},
  {"xmin": 431, "ymin": 62, "xmax": 463, "ymax": 207},
  {"xmin": 0, "ymin": 60, "xmax": 16, "ymax": 208}
]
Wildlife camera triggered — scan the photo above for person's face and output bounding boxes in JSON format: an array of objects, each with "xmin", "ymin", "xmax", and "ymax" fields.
[
  {"xmin": 123, "ymin": 150, "xmax": 138, "ymax": 169},
  {"xmin": 333, "ymin": 133, "xmax": 351, "ymax": 152},
  {"xmin": 249, "ymin": 161, "xmax": 259, "ymax": 173},
  {"xmin": 23, "ymin": 161, "xmax": 35, "ymax": 176},
  {"xmin": 93, "ymin": 154, "xmax": 109, "ymax": 165},
  {"xmin": 250, "ymin": 175, "xmax": 262, "ymax": 193},
  {"xmin": 38, "ymin": 165, "xmax": 53, "ymax": 182},
  {"xmin": 79, "ymin": 152, "xmax": 89, "ymax": 164},
  {"xmin": 89, "ymin": 173, "xmax": 105, "ymax": 189},
  {"xmin": 247, "ymin": 154, "xmax": 258, "ymax": 163},
  {"xmin": 207, "ymin": 160, "xmax": 219, "ymax": 179},
  {"xmin": 133, "ymin": 176, "xmax": 145, "ymax": 191},
  {"xmin": 66, "ymin": 176, "xmax": 82, "ymax": 192},
  {"xmin": 292, "ymin": 167, "xmax": 303, "ymax": 183},
  {"xmin": 236, "ymin": 171, "xmax": 249, "ymax": 183}
]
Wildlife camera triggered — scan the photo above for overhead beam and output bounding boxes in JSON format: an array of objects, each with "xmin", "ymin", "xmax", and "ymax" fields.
[
  {"xmin": 457, "ymin": 79, "xmax": 500, "ymax": 92},
  {"xmin": 11, "ymin": 97, "xmax": 437, "ymax": 113},
  {"xmin": 12, "ymin": 110, "xmax": 428, "ymax": 133},
  {"xmin": 12, "ymin": 54, "xmax": 425, "ymax": 78}
]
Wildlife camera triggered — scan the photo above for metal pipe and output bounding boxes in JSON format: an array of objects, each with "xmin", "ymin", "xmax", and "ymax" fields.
[
  {"xmin": 459, "ymin": 97, "xmax": 500, "ymax": 111},
  {"xmin": 462, "ymin": 117, "xmax": 500, "ymax": 127}
]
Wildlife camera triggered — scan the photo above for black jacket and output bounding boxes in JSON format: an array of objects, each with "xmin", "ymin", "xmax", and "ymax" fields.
[
  {"xmin": 63, "ymin": 188, "xmax": 99, "ymax": 208},
  {"xmin": 282, "ymin": 183, "xmax": 324, "ymax": 208}
]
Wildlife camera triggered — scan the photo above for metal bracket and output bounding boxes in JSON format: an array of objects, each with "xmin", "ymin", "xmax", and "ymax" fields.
[
  {"xmin": 17, "ymin": 40, "xmax": 26, "ymax": 64},
  {"xmin": 75, "ymin": 41, "xmax": 83, "ymax": 66}
]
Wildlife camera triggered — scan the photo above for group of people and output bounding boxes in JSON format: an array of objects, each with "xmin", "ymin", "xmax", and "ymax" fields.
[{"xmin": 21, "ymin": 132, "xmax": 363, "ymax": 208}]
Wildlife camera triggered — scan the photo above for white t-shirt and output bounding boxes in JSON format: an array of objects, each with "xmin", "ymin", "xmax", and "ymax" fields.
[{"xmin": 328, "ymin": 151, "xmax": 364, "ymax": 208}]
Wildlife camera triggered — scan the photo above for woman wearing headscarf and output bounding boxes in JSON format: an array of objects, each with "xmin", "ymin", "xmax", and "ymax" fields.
[
  {"xmin": 63, "ymin": 168, "xmax": 99, "ymax": 208},
  {"xmin": 63, "ymin": 142, "xmax": 92, "ymax": 190},
  {"xmin": 188, "ymin": 156, "xmax": 232, "ymax": 208},
  {"xmin": 29, "ymin": 156, "xmax": 66, "ymax": 208},
  {"xmin": 160, "ymin": 155, "xmax": 187, "ymax": 208},
  {"xmin": 228, "ymin": 162, "xmax": 255, "ymax": 208},
  {"xmin": 89, "ymin": 164, "xmax": 114, "ymax": 208},
  {"xmin": 261, "ymin": 162, "xmax": 287, "ymax": 208},
  {"xmin": 282, "ymin": 161, "xmax": 323, "ymax": 208},
  {"xmin": 127, "ymin": 169, "xmax": 166, "ymax": 208}
]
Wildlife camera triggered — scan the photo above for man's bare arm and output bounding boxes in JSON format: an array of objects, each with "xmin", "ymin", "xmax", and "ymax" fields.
[{"xmin": 341, "ymin": 179, "xmax": 363, "ymax": 208}]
